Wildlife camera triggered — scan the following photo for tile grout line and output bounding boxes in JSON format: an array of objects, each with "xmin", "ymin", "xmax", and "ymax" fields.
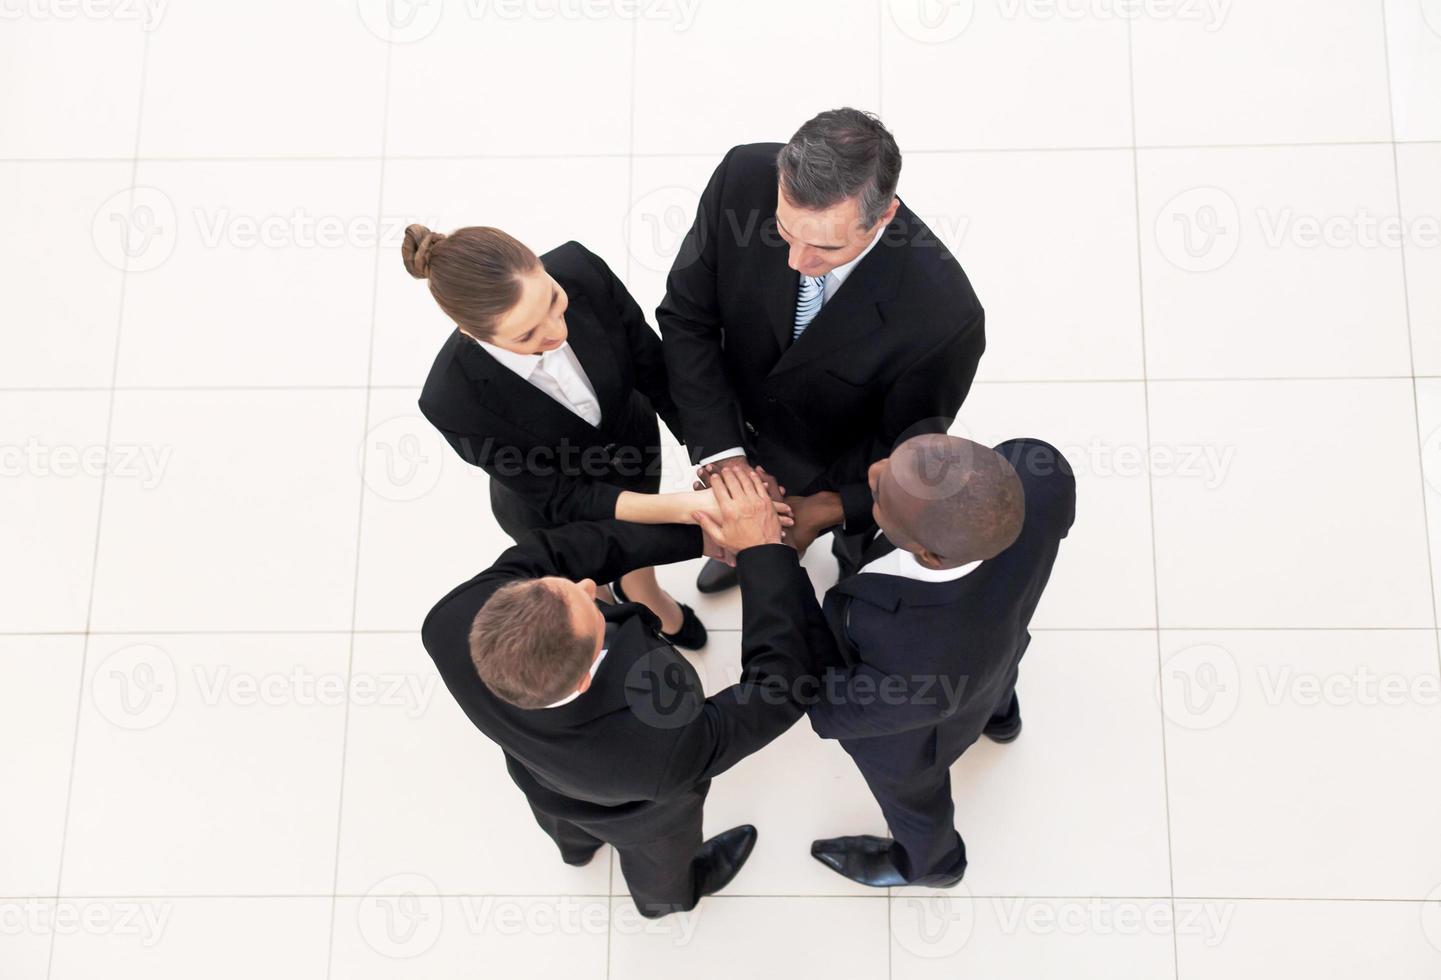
[
  {"xmin": 605, "ymin": 14, "xmax": 640, "ymax": 975},
  {"xmin": 878, "ymin": 4, "xmax": 896, "ymax": 975},
  {"xmin": 5, "ymin": 371, "xmax": 1435, "ymax": 392},
  {"xmin": 321, "ymin": 30, "xmax": 395, "ymax": 980},
  {"xmin": 1378, "ymin": 0, "xmax": 1441, "ymax": 680},
  {"xmin": 8, "ymin": 138, "xmax": 1441, "ymax": 165},
  {"xmin": 1124, "ymin": 16, "xmax": 1181, "ymax": 980},
  {"xmin": 42, "ymin": 28, "xmax": 151, "ymax": 980}
]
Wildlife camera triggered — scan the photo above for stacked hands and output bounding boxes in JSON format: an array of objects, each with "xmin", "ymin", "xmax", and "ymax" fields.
[
  {"xmin": 687, "ymin": 463, "xmax": 788, "ymax": 565},
  {"xmin": 691, "ymin": 456, "xmax": 843, "ymax": 563}
]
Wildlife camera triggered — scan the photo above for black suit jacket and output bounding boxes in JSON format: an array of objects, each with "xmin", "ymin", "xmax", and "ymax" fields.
[
  {"xmin": 420, "ymin": 241, "xmax": 682, "ymax": 532},
  {"xmin": 657, "ymin": 142, "xmax": 986, "ymax": 529},
  {"xmin": 807, "ymin": 439, "xmax": 1076, "ymax": 774},
  {"xmin": 421, "ymin": 519, "xmax": 835, "ymax": 841}
]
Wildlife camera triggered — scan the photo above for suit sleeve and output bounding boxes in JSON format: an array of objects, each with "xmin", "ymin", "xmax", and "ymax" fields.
[
  {"xmin": 424, "ymin": 418, "xmax": 628, "ymax": 526},
  {"xmin": 807, "ymin": 661, "xmax": 964, "ymax": 741},
  {"xmin": 824, "ymin": 310, "xmax": 986, "ymax": 531},
  {"xmin": 575, "ymin": 243, "xmax": 685, "ymax": 444},
  {"xmin": 652, "ymin": 545, "xmax": 836, "ymax": 794},
  {"xmin": 656, "ymin": 149, "xmax": 748, "ymax": 465},
  {"xmin": 481, "ymin": 519, "xmax": 703, "ymax": 588}
]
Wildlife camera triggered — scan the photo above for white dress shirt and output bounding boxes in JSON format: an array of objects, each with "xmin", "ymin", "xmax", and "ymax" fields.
[
  {"xmin": 477, "ymin": 338, "xmax": 602, "ymax": 427},
  {"xmin": 697, "ymin": 223, "xmax": 887, "ymax": 467},
  {"xmin": 859, "ymin": 546, "xmax": 982, "ymax": 584}
]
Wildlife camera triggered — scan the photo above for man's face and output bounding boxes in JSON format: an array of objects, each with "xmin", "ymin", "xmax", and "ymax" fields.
[
  {"xmin": 775, "ymin": 186, "xmax": 892, "ymax": 277},
  {"xmin": 542, "ymin": 577, "xmax": 606, "ymax": 691},
  {"xmin": 868, "ymin": 456, "xmax": 924, "ymax": 555}
]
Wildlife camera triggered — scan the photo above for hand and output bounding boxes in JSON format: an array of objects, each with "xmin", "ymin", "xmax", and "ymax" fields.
[
  {"xmin": 691, "ymin": 466, "xmax": 783, "ymax": 553},
  {"xmin": 682, "ymin": 488, "xmax": 795, "ymax": 529},
  {"xmin": 700, "ymin": 527, "xmax": 737, "ymax": 567},
  {"xmin": 783, "ymin": 491, "xmax": 843, "ymax": 558},
  {"xmin": 693, "ymin": 455, "xmax": 785, "ymax": 501}
]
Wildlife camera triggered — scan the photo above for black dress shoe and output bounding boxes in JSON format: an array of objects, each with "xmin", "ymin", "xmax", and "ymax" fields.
[
  {"xmin": 639, "ymin": 824, "xmax": 757, "ymax": 918},
  {"xmin": 983, "ymin": 695, "xmax": 1023, "ymax": 743},
  {"xmin": 662, "ymin": 603, "xmax": 707, "ymax": 650},
  {"xmin": 695, "ymin": 557, "xmax": 739, "ymax": 593},
  {"xmin": 810, "ymin": 835, "xmax": 965, "ymax": 889},
  {"xmin": 983, "ymin": 715, "xmax": 1023, "ymax": 743}
]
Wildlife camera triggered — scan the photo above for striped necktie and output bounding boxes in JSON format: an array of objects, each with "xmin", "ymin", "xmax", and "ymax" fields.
[{"xmin": 792, "ymin": 274, "xmax": 826, "ymax": 341}]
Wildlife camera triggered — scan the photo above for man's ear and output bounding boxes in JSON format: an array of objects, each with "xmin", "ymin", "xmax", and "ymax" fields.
[
  {"xmin": 877, "ymin": 196, "xmax": 900, "ymax": 229},
  {"xmin": 916, "ymin": 548, "xmax": 948, "ymax": 570}
]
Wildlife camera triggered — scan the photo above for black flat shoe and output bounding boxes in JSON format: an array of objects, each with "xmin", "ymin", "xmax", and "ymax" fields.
[
  {"xmin": 638, "ymin": 824, "xmax": 757, "ymax": 918},
  {"xmin": 662, "ymin": 603, "xmax": 707, "ymax": 651},
  {"xmin": 810, "ymin": 835, "xmax": 966, "ymax": 889},
  {"xmin": 561, "ymin": 846, "xmax": 601, "ymax": 867},
  {"xmin": 695, "ymin": 557, "xmax": 739, "ymax": 593}
]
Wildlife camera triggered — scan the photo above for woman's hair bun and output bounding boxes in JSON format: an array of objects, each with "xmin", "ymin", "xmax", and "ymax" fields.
[{"xmin": 401, "ymin": 223, "xmax": 446, "ymax": 279}]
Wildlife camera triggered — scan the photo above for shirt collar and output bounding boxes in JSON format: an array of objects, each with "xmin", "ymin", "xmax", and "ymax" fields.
[
  {"xmin": 475, "ymin": 337, "xmax": 571, "ymax": 381},
  {"xmin": 543, "ymin": 647, "xmax": 608, "ymax": 709},
  {"xmin": 861, "ymin": 546, "xmax": 982, "ymax": 584}
]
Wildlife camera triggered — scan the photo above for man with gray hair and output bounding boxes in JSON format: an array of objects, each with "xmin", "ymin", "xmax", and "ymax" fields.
[{"xmin": 658, "ymin": 107, "xmax": 986, "ymax": 592}]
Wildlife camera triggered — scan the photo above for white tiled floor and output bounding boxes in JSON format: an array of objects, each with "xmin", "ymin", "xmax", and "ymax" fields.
[{"xmin": 4, "ymin": 2, "xmax": 1440, "ymax": 978}]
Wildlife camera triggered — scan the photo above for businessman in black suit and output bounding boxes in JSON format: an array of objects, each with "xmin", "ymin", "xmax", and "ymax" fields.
[
  {"xmin": 658, "ymin": 107, "xmax": 986, "ymax": 592},
  {"xmin": 421, "ymin": 468, "xmax": 837, "ymax": 917},
  {"xmin": 806, "ymin": 434, "xmax": 1076, "ymax": 887}
]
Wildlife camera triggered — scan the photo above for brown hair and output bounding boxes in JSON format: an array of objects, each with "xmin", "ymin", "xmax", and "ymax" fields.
[
  {"xmin": 469, "ymin": 580, "xmax": 597, "ymax": 709},
  {"xmin": 401, "ymin": 224, "xmax": 540, "ymax": 340}
]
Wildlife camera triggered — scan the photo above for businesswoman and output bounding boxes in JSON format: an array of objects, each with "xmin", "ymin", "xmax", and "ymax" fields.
[{"xmin": 405, "ymin": 224, "xmax": 773, "ymax": 649}]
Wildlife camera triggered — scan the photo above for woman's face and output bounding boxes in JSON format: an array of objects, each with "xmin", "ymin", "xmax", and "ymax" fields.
[{"xmin": 484, "ymin": 266, "xmax": 569, "ymax": 355}]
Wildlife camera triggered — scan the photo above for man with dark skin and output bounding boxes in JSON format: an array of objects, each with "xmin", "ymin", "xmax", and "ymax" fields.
[{"xmin": 805, "ymin": 433, "xmax": 1076, "ymax": 887}]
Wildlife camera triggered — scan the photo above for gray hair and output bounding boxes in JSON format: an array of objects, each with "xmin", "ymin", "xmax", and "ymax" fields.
[{"xmin": 776, "ymin": 108, "xmax": 901, "ymax": 228}]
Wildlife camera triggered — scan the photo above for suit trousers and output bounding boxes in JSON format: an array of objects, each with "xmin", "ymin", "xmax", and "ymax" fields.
[
  {"xmin": 850, "ymin": 690, "xmax": 1022, "ymax": 883},
  {"xmin": 511, "ymin": 753, "xmax": 712, "ymax": 916}
]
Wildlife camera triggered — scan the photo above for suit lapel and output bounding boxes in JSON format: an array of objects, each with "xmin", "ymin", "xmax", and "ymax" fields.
[
  {"xmin": 557, "ymin": 291, "xmax": 624, "ymax": 430},
  {"xmin": 458, "ymin": 333, "xmax": 599, "ymax": 448},
  {"xmin": 767, "ymin": 205, "xmax": 909, "ymax": 378}
]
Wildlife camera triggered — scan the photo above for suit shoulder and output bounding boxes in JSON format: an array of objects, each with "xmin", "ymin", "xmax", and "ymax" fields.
[
  {"xmin": 994, "ymin": 438, "xmax": 1077, "ymax": 534},
  {"xmin": 891, "ymin": 205, "xmax": 982, "ymax": 322},
  {"xmin": 418, "ymin": 330, "xmax": 481, "ymax": 424},
  {"xmin": 541, "ymin": 240, "xmax": 605, "ymax": 285}
]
